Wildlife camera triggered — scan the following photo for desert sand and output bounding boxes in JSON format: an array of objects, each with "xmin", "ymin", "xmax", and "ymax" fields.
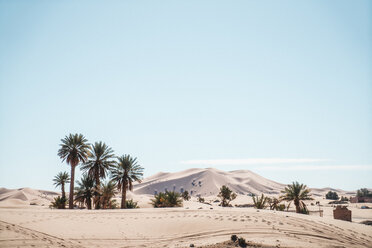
[{"xmin": 1, "ymin": 168, "xmax": 371, "ymax": 247}]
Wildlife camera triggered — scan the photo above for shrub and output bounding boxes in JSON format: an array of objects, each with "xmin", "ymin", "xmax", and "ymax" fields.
[
  {"xmin": 231, "ymin": 234, "xmax": 238, "ymax": 242},
  {"xmin": 340, "ymin": 196, "xmax": 349, "ymax": 202},
  {"xmin": 218, "ymin": 185, "xmax": 237, "ymax": 207},
  {"xmin": 326, "ymin": 191, "xmax": 339, "ymax": 200},
  {"xmin": 197, "ymin": 196, "xmax": 205, "ymax": 203},
  {"xmin": 357, "ymin": 188, "xmax": 372, "ymax": 197},
  {"xmin": 109, "ymin": 199, "xmax": 119, "ymax": 209},
  {"xmin": 125, "ymin": 199, "xmax": 139, "ymax": 209},
  {"xmin": 277, "ymin": 204, "xmax": 286, "ymax": 211},
  {"xmin": 49, "ymin": 196, "xmax": 67, "ymax": 209},
  {"xmin": 151, "ymin": 191, "xmax": 183, "ymax": 208},
  {"xmin": 253, "ymin": 194, "xmax": 268, "ymax": 209},
  {"xmin": 182, "ymin": 190, "xmax": 191, "ymax": 201},
  {"xmin": 238, "ymin": 237, "xmax": 247, "ymax": 247}
]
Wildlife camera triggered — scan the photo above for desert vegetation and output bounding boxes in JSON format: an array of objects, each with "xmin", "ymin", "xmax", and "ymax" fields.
[
  {"xmin": 326, "ymin": 191, "xmax": 339, "ymax": 200},
  {"xmin": 182, "ymin": 190, "xmax": 191, "ymax": 201},
  {"xmin": 280, "ymin": 181, "xmax": 313, "ymax": 214},
  {"xmin": 357, "ymin": 188, "xmax": 372, "ymax": 197},
  {"xmin": 218, "ymin": 185, "xmax": 237, "ymax": 207},
  {"xmin": 54, "ymin": 133, "xmax": 144, "ymax": 210},
  {"xmin": 252, "ymin": 194, "xmax": 268, "ymax": 209},
  {"xmin": 151, "ymin": 191, "xmax": 183, "ymax": 208}
]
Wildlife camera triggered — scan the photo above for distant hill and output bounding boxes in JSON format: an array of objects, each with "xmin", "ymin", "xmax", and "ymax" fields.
[
  {"xmin": 0, "ymin": 187, "xmax": 59, "ymax": 207},
  {"xmin": 134, "ymin": 168, "xmax": 356, "ymax": 197},
  {"xmin": 134, "ymin": 167, "xmax": 285, "ymax": 196}
]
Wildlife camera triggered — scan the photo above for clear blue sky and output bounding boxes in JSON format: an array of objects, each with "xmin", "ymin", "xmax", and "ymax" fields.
[{"xmin": 0, "ymin": 0, "xmax": 371, "ymax": 191}]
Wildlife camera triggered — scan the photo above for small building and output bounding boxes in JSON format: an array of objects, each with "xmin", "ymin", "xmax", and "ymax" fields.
[
  {"xmin": 333, "ymin": 206, "xmax": 352, "ymax": 222},
  {"xmin": 350, "ymin": 196, "xmax": 372, "ymax": 203}
]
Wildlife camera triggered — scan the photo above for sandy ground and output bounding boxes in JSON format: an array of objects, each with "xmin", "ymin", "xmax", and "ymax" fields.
[
  {"xmin": 0, "ymin": 170, "xmax": 371, "ymax": 248},
  {"xmin": 0, "ymin": 205, "xmax": 372, "ymax": 248}
]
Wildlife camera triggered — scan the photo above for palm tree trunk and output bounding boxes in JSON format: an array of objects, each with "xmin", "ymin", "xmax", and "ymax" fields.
[
  {"xmin": 121, "ymin": 184, "xmax": 126, "ymax": 209},
  {"xmin": 123, "ymin": 183, "xmax": 127, "ymax": 209},
  {"xmin": 69, "ymin": 165, "xmax": 76, "ymax": 209},
  {"xmin": 294, "ymin": 199, "xmax": 300, "ymax": 213},
  {"xmin": 61, "ymin": 183, "xmax": 66, "ymax": 209},
  {"xmin": 87, "ymin": 198, "xmax": 92, "ymax": 210},
  {"xmin": 61, "ymin": 183, "xmax": 65, "ymax": 199},
  {"xmin": 94, "ymin": 176, "xmax": 100, "ymax": 209}
]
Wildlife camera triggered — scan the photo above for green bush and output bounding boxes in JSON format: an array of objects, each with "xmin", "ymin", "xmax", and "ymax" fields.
[
  {"xmin": 357, "ymin": 188, "xmax": 372, "ymax": 197},
  {"xmin": 197, "ymin": 196, "xmax": 205, "ymax": 203},
  {"xmin": 326, "ymin": 191, "xmax": 339, "ymax": 200},
  {"xmin": 231, "ymin": 234, "xmax": 238, "ymax": 242},
  {"xmin": 238, "ymin": 237, "xmax": 247, "ymax": 247},
  {"xmin": 151, "ymin": 191, "xmax": 183, "ymax": 208},
  {"xmin": 49, "ymin": 196, "xmax": 67, "ymax": 209},
  {"xmin": 182, "ymin": 190, "xmax": 191, "ymax": 201},
  {"xmin": 218, "ymin": 185, "xmax": 236, "ymax": 207},
  {"xmin": 253, "ymin": 194, "xmax": 268, "ymax": 209},
  {"xmin": 125, "ymin": 199, "xmax": 139, "ymax": 209}
]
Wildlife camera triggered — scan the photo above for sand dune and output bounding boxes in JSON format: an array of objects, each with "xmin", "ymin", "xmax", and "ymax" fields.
[
  {"xmin": 134, "ymin": 168, "xmax": 355, "ymax": 197},
  {"xmin": 0, "ymin": 187, "xmax": 59, "ymax": 208}
]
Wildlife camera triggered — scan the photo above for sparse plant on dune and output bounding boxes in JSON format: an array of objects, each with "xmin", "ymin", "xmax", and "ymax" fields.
[
  {"xmin": 151, "ymin": 191, "xmax": 183, "ymax": 208},
  {"xmin": 238, "ymin": 237, "xmax": 247, "ymax": 247},
  {"xmin": 49, "ymin": 196, "xmax": 67, "ymax": 209},
  {"xmin": 197, "ymin": 195, "xmax": 205, "ymax": 203},
  {"xmin": 267, "ymin": 197, "xmax": 282, "ymax": 210},
  {"xmin": 110, "ymin": 155, "xmax": 144, "ymax": 209},
  {"xmin": 231, "ymin": 234, "xmax": 238, "ymax": 242},
  {"xmin": 252, "ymin": 194, "xmax": 268, "ymax": 209},
  {"xmin": 325, "ymin": 191, "xmax": 339, "ymax": 200},
  {"xmin": 280, "ymin": 181, "xmax": 313, "ymax": 214},
  {"xmin": 357, "ymin": 188, "xmax": 372, "ymax": 197},
  {"xmin": 125, "ymin": 199, "xmax": 139, "ymax": 209},
  {"xmin": 218, "ymin": 185, "xmax": 237, "ymax": 207},
  {"xmin": 182, "ymin": 190, "xmax": 191, "ymax": 201},
  {"xmin": 58, "ymin": 133, "xmax": 90, "ymax": 209}
]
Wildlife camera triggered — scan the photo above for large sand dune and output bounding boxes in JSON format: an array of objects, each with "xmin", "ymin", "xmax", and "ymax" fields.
[
  {"xmin": 134, "ymin": 168, "xmax": 354, "ymax": 197},
  {"xmin": 0, "ymin": 187, "xmax": 59, "ymax": 208}
]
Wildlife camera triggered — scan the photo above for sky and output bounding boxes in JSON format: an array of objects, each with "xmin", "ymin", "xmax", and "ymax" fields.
[{"xmin": 0, "ymin": 0, "xmax": 371, "ymax": 191}]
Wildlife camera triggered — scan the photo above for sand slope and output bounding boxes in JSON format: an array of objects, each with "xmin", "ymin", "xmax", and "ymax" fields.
[
  {"xmin": 0, "ymin": 208, "xmax": 371, "ymax": 248},
  {"xmin": 134, "ymin": 168, "xmax": 355, "ymax": 197},
  {"xmin": 0, "ymin": 187, "xmax": 59, "ymax": 208}
]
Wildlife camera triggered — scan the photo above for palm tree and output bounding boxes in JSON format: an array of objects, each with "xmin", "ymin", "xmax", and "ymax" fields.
[
  {"xmin": 280, "ymin": 181, "xmax": 313, "ymax": 213},
  {"xmin": 58, "ymin": 133, "xmax": 90, "ymax": 209},
  {"xmin": 53, "ymin": 171, "xmax": 70, "ymax": 206},
  {"xmin": 81, "ymin": 142, "xmax": 116, "ymax": 187},
  {"xmin": 110, "ymin": 155, "xmax": 144, "ymax": 209},
  {"xmin": 99, "ymin": 181, "xmax": 117, "ymax": 209},
  {"xmin": 74, "ymin": 175, "xmax": 95, "ymax": 209},
  {"xmin": 81, "ymin": 142, "xmax": 116, "ymax": 209}
]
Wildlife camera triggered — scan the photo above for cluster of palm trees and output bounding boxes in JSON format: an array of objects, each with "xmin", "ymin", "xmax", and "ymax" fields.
[
  {"xmin": 251, "ymin": 182, "xmax": 313, "ymax": 214},
  {"xmin": 54, "ymin": 133, "xmax": 144, "ymax": 209}
]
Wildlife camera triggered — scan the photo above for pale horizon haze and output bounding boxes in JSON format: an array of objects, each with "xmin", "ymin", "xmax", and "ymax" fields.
[{"xmin": 0, "ymin": 0, "xmax": 371, "ymax": 191}]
